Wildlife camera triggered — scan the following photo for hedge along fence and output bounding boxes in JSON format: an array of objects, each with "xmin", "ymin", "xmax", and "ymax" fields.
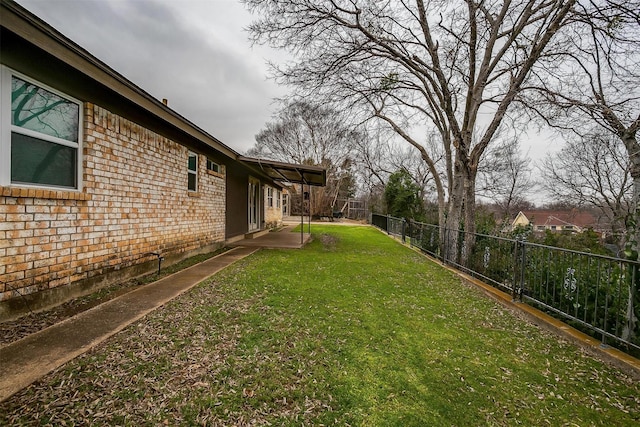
[{"xmin": 370, "ymin": 213, "xmax": 640, "ymax": 357}]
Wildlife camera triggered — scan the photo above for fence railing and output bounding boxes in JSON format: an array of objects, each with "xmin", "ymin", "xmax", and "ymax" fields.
[{"xmin": 370, "ymin": 213, "xmax": 640, "ymax": 355}]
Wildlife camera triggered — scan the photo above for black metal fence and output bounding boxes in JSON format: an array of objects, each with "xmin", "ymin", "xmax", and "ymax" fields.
[{"xmin": 370, "ymin": 213, "xmax": 640, "ymax": 355}]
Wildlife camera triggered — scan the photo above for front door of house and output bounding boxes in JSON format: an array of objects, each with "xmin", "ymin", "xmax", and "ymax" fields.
[{"xmin": 248, "ymin": 178, "xmax": 260, "ymax": 231}]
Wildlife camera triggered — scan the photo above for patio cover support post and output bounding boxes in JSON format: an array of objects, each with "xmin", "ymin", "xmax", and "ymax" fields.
[
  {"xmin": 300, "ymin": 183, "xmax": 304, "ymax": 245},
  {"xmin": 308, "ymin": 182, "xmax": 311, "ymax": 235}
]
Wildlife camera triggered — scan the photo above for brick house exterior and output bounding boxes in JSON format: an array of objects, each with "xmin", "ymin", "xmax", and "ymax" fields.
[
  {"xmin": 1, "ymin": 103, "xmax": 227, "ymax": 310},
  {"xmin": 0, "ymin": 0, "xmax": 324, "ymax": 320}
]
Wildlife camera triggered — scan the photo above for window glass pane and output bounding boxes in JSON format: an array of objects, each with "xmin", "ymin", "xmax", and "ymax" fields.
[
  {"xmin": 188, "ymin": 173, "xmax": 197, "ymax": 191},
  {"xmin": 11, "ymin": 132, "xmax": 76, "ymax": 187},
  {"xmin": 188, "ymin": 153, "xmax": 197, "ymax": 171},
  {"xmin": 11, "ymin": 76, "xmax": 79, "ymax": 142},
  {"xmin": 206, "ymin": 159, "xmax": 219, "ymax": 172}
]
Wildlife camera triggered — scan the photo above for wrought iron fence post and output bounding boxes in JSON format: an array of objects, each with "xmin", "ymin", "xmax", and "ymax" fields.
[
  {"xmin": 513, "ymin": 237, "xmax": 526, "ymax": 302},
  {"xmin": 519, "ymin": 239, "xmax": 526, "ymax": 302},
  {"xmin": 401, "ymin": 219, "xmax": 407, "ymax": 243},
  {"xmin": 443, "ymin": 227, "xmax": 448, "ymax": 265}
]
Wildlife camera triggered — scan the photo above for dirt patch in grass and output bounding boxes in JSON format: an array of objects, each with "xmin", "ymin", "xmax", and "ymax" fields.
[
  {"xmin": 318, "ymin": 233, "xmax": 339, "ymax": 250},
  {"xmin": 0, "ymin": 248, "xmax": 230, "ymax": 347}
]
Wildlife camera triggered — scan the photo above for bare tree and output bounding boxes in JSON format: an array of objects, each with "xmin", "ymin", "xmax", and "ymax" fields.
[
  {"xmin": 539, "ymin": 131, "xmax": 632, "ymax": 240},
  {"xmin": 522, "ymin": 1, "xmax": 639, "ymax": 234},
  {"xmin": 352, "ymin": 127, "xmax": 395, "ymax": 193},
  {"xmin": 247, "ymin": 100, "xmax": 357, "ymax": 165},
  {"xmin": 355, "ymin": 127, "xmax": 441, "ymax": 197},
  {"xmin": 244, "ymin": 0, "xmax": 577, "ymax": 262},
  {"xmin": 477, "ymin": 138, "xmax": 535, "ymax": 222},
  {"xmin": 353, "ymin": 123, "xmax": 450, "ymax": 222},
  {"xmin": 247, "ymin": 100, "xmax": 361, "ymax": 216}
]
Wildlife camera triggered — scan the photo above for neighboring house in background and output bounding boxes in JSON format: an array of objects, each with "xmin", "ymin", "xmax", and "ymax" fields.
[
  {"xmin": 0, "ymin": 0, "xmax": 325, "ymax": 321},
  {"xmin": 511, "ymin": 210, "xmax": 598, "ymax": 233}
]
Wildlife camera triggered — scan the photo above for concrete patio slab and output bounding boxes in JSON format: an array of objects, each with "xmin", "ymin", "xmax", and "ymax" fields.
[{"xmin": 228, "ymin": 225, "xmax": 312, "ymax": 249}]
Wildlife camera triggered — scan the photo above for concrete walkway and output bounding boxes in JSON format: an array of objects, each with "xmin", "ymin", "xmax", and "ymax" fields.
[{"xmin": 0, "ymin": 246, "xmax": 259, "ymax": 402}]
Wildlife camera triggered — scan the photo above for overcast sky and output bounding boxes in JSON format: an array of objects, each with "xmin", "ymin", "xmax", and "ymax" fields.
[{"xmin": 16, "ymin": 0, "xmax": 290, "ymax": 153}]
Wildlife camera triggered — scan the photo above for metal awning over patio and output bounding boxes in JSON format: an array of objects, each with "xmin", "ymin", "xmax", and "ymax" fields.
[
  {"xmin": 238, "ymin": 157, "xmax": 324, "ymax": 247},
  {"xmin": 238, "ymin": 156, "xmax": 327, "ymax": 187}
]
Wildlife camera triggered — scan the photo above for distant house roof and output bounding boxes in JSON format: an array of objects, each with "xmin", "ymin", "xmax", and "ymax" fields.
[{"xmin": 515, "ymin": 210, "xmax": 598, "ymax": 229}]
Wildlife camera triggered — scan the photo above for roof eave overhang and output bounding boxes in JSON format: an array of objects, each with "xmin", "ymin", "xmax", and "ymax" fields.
[{"xmin": 1, "ymin": 0, "xmax": 238, "ymax": 160}]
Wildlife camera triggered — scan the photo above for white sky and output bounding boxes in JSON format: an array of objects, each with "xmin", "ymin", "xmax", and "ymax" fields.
[{"xmin": 16, "ymin": 0, "xmax": 293, "ymax": 153}]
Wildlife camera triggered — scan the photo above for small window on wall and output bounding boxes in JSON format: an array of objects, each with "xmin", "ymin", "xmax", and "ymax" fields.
[
  {"xmin": 267, "ymin": 187, "xmax": 274, "ymax": 207},
  {"xmin": 1, "ymin": 67, "xmax": 82, "ymax": 190},
  {"xmin": 206, "ymin": 158, "xmax": 220, "ymax": 173},
  {"xmin": 188, "ymin": 151, "xmax": 198, "ymax": 191},
  {"xmin": 276, "ymin": 190, "xmax": 281, "ymax": 208}
]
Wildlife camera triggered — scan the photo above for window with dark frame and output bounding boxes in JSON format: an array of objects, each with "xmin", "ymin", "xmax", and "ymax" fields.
[
  {"xmin": 206, "ymin": 158, "xmax": 220, "ymax": 173},
  {"xmin": 188, "ymin": 151, "xmax": 198, "ymax": 191}
]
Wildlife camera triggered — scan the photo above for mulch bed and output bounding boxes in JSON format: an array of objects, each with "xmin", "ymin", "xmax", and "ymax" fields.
[
  {"xmin": 0, "ymin": 248, "xmax": 230, "ymax": 347},
  {"xmin": 0, "ymin": 279, "xmax": 144, "ymax": 346}
]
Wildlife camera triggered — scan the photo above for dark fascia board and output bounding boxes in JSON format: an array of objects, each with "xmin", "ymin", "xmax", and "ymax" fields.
[
  {"xmin": 238, "ymin": 156, "xmax": 327, "ymax": 187},
  {"xmin": 1, "ymin": 0, "xmax": 238, "ymax": 160}
]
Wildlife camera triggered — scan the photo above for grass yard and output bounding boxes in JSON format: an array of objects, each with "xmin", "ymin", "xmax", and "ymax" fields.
[{"xmin": 1, "ymin": 225, "xmax": 638, "ymax": 426}]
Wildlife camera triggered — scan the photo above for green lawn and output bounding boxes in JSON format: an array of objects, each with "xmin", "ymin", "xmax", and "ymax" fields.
[{"xmin": 2, "ymin": 225, "xmax": 638, "ymax": 426}]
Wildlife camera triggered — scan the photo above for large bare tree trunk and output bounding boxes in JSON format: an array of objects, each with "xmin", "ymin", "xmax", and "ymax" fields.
[
  {"xmin": 445, "ymin": 155, "xmax": 467, "ymax": 264},
  {"xmin": 462, "ymin": 171, "xmax": 477, "ymax": 266},
  {"xmin": 622, "ymin": 134, "xmax": 640, "ymax": 343}
]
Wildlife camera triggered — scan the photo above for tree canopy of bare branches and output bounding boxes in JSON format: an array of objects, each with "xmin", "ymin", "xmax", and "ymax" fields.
[
  {"xmin": 521, "ymin": 1, "xmax": 639, "ymax": 231},
  {"xmin": 244, "ymin": 0, "xmax": 577, "ymax": 262},
  {"xmin": 539, "ymin": 131, "xmax": 632, "ymax": 239},
  {"xmin": 247, "ymin": 100, "xmax": 361, "ymax": 216},
  {"xmin": 477, "ymin": 138, "xmax": 535, "ymax": 222}
]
